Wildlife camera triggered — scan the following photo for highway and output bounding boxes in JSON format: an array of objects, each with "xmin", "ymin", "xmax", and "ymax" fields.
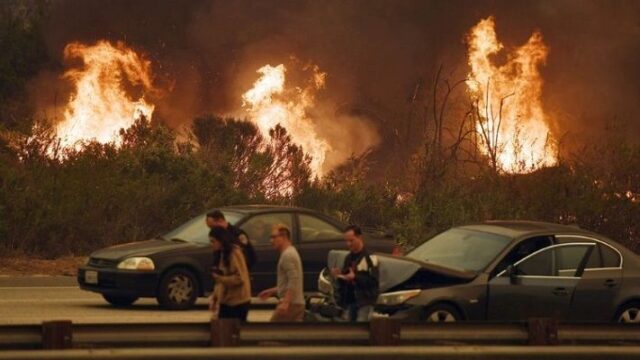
[{"xmin": 0, "ymin": 276, "xmax": 273, "ymax": 325}]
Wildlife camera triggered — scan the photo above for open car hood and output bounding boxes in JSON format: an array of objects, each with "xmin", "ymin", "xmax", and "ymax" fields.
[{"xmin": 327, "ymin": 250, "xmax": 476, "ymax": 292}]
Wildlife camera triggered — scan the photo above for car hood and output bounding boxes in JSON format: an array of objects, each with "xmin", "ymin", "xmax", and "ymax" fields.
[
  {"xmin": 90, "ymin": 239, "xmax": 197, "ymax": 261},
  {"xmin": 327, "ymin": 250, "xmax": 476, "ymax": 292}
]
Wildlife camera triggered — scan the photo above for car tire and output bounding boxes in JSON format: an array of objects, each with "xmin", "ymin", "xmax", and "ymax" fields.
[
  {"xmin": 157, "ymin": 268, "xmax": 199, "ymax": 310},
  {"xmin": 424, "ymin": 303, "xmax": 463, "ymax": 322},
  {"xmin": 102, "ymin": 294, "xmax": 138, "ymax": 307},
  {"xmin": 615, "ymin": 301, "xmax": 640, "ymax": 323}
]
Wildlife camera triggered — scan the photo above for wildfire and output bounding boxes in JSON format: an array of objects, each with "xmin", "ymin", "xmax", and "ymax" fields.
[
  {"xmin": 242, "ymin": 63, "xmax": 330, "ymax": 177},
  {"xmin": 54, "ymin": 41, "xmax": 155, "ymax": 151},
  {"xmin": 466, "ymin": 17, "xmax": 556, "ymax": 173}
]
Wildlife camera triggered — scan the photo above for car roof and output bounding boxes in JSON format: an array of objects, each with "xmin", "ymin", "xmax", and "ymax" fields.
[
  {"xmin": 219, "ymin": 204, "xmax": 315, "ymax": 214},
  {"xmin": 459, "ymin": 220, "xmax": 590, "ymax": 239}
]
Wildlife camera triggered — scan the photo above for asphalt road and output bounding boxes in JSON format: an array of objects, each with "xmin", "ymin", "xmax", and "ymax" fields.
[{"xmin": 0, "ymin": 276, "xmax": 273, "ymax": 325}]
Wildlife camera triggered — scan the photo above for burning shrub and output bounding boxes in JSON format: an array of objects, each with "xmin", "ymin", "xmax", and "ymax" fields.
[{"xmin": 0, "ymin": 118, "xmax": 243, "ymax": 257}]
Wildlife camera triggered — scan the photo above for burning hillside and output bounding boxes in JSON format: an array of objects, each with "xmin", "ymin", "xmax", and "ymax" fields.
[
  {"xmin": 45, "ymin": 41, "xmax": 370, "ymax": 179},
  {"xmin": 54, "ymin": 41, "xmax": 156, "ymax": 151},
  {"xmin": 45, "ymin": 17, "xmax": 559, "ymax": 177},
  {"xmin": 241, "ymin": 63, "xmax": 329, "ymax": 177},
  {"xmin": 466, "ymin": 16, "xmax": 556, "ymax": 173}
]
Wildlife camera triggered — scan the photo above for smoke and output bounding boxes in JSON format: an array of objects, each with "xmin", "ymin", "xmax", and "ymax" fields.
[{"xmin": 27, "ymin": 0, "xmax": 640, "ymax": 174}]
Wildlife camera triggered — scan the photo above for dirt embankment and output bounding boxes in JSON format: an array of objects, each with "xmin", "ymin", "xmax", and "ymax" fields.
[{"xmin": 0, "ymin": 257, "xmax": 87, "ymax": 276}]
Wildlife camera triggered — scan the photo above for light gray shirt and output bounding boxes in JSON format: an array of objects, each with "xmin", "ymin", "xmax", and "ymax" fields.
[{"xmin": 277, "ymin": 245, "xmax": 304, "ymax": 305}]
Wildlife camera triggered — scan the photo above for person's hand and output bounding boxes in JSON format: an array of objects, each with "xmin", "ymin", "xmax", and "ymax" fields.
[
  {"xmin": 338, "ymin": 268, "xmax": 355, "ymax": 282},
  {"xmin": 211, "ymin": 272, "xmax": 221, "ymax": 281},
  {"xmin": 276, "ymin": 299, "xmax": 290, "ymax": 314},
  {"xmin": 258, "ymin": 289, "xmax": 273, "ymax": 300},
  {"xmin": 208, "ymin": 295, "xmax": 218, "ymax": 311},
  {"xmin": 330, "ymin": 267, "xmax": 342, "ymax": 277}
]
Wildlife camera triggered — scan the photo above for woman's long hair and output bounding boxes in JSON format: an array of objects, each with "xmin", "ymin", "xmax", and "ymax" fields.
[{"xmin": 210, "ymin": 227, "xmax": 234, "ymax": 268}]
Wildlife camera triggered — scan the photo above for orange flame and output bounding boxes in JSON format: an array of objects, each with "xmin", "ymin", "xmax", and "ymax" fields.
[
  {"xmin": 242, "ymin": 64, "xmax": 329, "ymax": 177},
  {"xmin": 467, "ymin": 17, "xmax": 556, "ymax": 172},
  {"xmin": 54, "ymin": 41, "xmax": 155, "ymax": 151}
]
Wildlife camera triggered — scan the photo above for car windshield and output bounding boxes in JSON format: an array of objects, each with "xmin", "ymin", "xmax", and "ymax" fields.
[
  {"xmin": 407, "ymin": 228, "xmax": 511, "ymax": 272},
  {"xmin": 163, "ymin": 211, "xmax": 243, "ymax": 245}
]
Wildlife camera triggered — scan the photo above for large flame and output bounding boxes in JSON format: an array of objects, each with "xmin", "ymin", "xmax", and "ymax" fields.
[
  {"xmin": 466, "ymin": 17, "xmax": 556, "ymax": 172},
  {"xmin": 54, "ymin": 41, "xmax": 155, "ymax": 150},
  {"xmin": 242, "ymin": 64, "xmax": 330, "ymax": 177}
]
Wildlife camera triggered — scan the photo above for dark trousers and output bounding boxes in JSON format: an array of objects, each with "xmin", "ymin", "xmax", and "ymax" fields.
[
  {"xmin": 219, "ymin": 302, "xmax": 250, "ymax": 321},
  {"xmin": 348, "ymin": 303, "xmax": 373, "ymax": 322}
]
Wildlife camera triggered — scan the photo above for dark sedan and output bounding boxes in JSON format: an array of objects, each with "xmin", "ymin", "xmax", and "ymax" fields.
[
  {"xmin": 311, "ymin": 221, "xmax": 640, "ymax": 323},
  {"xmin": 78, "ymin": 205, "xmax": 396, "ymax": 309}
]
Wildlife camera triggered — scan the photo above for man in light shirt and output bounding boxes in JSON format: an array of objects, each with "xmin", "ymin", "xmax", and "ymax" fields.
[{"xmin": 258, "ymin": 224, "xmax": 305, "ymax": 322}]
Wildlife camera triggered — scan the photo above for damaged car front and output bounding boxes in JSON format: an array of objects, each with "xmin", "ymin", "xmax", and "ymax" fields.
[
  {"xmin": 374, "ymin": 228, "xmax": 512, "ymax": 321},
  {"xmin": 307, "ymin": 227, "xmax": 513, "ymax": 322},
  {"xmin": 307, "ymin": 250, "xmax": 427, "ymax": 321}
]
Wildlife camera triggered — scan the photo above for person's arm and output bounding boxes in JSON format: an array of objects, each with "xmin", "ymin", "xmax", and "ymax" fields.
[
  {"xmin": 209, "ymin": 275, "xmax": 224, "ymax": 311},
  {"xmin": 258, "ymin": 287, "xmax": 277, "ymax": 300},
  {"xmin": 213, "ymin": 251, "xmax": 245, "ymax": 286},
  {"xmin": 332, "ymin": 255, "xmax": 351, "ymax": 280},
  {"xmin": 277, "ymin": 289, "xmax": 293, "ymax": 312}
]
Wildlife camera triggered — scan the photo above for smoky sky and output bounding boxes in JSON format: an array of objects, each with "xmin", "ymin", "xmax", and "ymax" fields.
[{"xmin": 31, "ymin": 0, "xmax": 640, "ymax": 162}]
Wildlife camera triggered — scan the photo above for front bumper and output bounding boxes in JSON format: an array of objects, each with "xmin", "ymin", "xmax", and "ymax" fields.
[
  {"xmin": 78, "ymin": 266, "xmax": 159, "ymax": 298},
  {"xmin": 373, "ymin": 303, "xmax": 424, "ymax": 321}
]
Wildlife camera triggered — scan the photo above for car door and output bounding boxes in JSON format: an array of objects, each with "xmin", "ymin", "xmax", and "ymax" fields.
[
  {"xmin": 487, "ymin": 243, "xmax": 595, "ymax": 321},
  {"xmin": 556, "ymin": 235, "xmax": 623, "ymax": 322},
  {"xmin": 295, "ymin": 213, "xmax": 344, "ymax": 291},
  {"xmin": 239, "ymin": 212, "xmax": 294, "ymax": 293}
]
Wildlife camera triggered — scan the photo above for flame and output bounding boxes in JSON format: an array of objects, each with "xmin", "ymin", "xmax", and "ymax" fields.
[
  {"xmin": 241, "ymin": 63, "xmax": 329, "ymax": 177},
  {"xmin": 466, "ymin": 17, "xmax": 556, "ymax": 172},
  {"xmin": 54, "ymin": 41, "xmax": 155, "ymax": 151}
]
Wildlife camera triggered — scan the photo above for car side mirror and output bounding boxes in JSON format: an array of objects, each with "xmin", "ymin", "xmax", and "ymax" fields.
[{"xmin": 505, "ymin": 264, "xmax": 518, "ymax": 284}]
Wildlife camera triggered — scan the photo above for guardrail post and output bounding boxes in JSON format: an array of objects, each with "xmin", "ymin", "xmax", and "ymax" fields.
[
  {"xmin": 527, "ymin": 318, "xmax": 558, "ymax": 345},
  {"xmin": 42, "ymin": 320, "xmax": 72, "ymax": 349},
  {"xmin": 369, "ymin": 318, "xmax": 401, "ymax": 346},
  {"xmin": 210, "ymin": 319, "xmax": 240, "ymax": 347}
]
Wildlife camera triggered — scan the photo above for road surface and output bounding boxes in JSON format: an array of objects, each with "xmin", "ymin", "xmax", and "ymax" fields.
[{"xmin": 0, "ymin": 276, "xmax": 273, "ymax": 325}]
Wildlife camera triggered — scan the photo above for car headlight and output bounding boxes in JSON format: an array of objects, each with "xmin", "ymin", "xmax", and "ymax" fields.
[
  {"xmin": 117, "ymin": 257, "xmax": 155, "ymax": 271},
  {"xmin": 377, "ymin": 289, "xmax": 421, "ymax": 306}
]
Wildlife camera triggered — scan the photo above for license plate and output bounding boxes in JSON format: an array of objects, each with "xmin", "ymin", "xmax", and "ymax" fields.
[{"xmin": 85, "ymin": 270, "xmax": 98, "ymax": 284}]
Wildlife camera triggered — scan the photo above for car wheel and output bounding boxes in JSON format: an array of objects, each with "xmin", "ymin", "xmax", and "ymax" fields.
[
  {"xmin": 157, "ymin": 268, "xmax": 199, "ymax": 310},
  {"xmin": 424, "ymin": 303, "xmax": 462, "ymax": 322},
  {"xmin": 616, "ymin": 301, "xmax": 640, "ymax": 323},
  {"xmin": 102, "ymin": 294, "xmax": 138, "ymax": 307}
]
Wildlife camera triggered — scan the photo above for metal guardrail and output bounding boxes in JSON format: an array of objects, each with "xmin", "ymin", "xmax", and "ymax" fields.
[
  {"xmin": 1, "ymin": 319, "xmax": 640, "ymax": 351},
  {"xmin": 3, "ymin": 346, "xmax": 640, "ymax": 360}
]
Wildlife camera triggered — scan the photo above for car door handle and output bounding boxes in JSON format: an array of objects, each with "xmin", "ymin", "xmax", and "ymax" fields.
[
  {"xmin": 604, "ymin": 279, "xmax": 618, "ymax": 288},
  {"xmin": 552, "ymin": 287, "xmax": 568, "ymax": 296}
]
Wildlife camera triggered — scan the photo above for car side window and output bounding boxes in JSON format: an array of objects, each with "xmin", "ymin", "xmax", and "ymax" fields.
[
  {"xmin": 516, "ymin": 248, "xmax": 553, "ymax": 276},
  {"xmin": 492, "ymin": 236, "xmax": 553, "ymax": 277},
  {"xmin": 514, "ymin": 244, "xmax": 594, "ymax": 277},
  {"xmin": 240, "ymin": 213, "xmax": 293, "ymax": 245},
  {"xmin": 556, "ymin": 236, "xmax": 621, "ymax": 269},
  {"xmin": 299, "ymin": 214, "xmax": 342, "ymax": 242},
  {"xmin": 601, "ymin": 245, "xmax": 622, "ymax": 268}
]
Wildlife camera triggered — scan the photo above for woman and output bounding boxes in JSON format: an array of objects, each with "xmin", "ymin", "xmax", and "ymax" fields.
[{"xmin": 209, "ymin": 226, "xmax": 252, "ymax": 321}]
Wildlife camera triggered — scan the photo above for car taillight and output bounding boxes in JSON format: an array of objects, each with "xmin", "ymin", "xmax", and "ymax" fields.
[{"xmin": 391, "ymin": 245, "xmax": 402, "ymax": 256}]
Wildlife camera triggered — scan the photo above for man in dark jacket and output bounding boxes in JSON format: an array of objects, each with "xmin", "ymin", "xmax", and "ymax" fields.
[
  {"xmin": 206, "ymin": 210, "xmax": 257, "ymax": 270},
  {"xmin": 332, "ymin": 225, "xmax": 379, "ymax": 322}
]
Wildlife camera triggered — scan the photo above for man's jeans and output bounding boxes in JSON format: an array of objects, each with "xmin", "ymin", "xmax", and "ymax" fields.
[{"xmin": 347, "ymin": 303, "xmax": 372, "ymax": 322}]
